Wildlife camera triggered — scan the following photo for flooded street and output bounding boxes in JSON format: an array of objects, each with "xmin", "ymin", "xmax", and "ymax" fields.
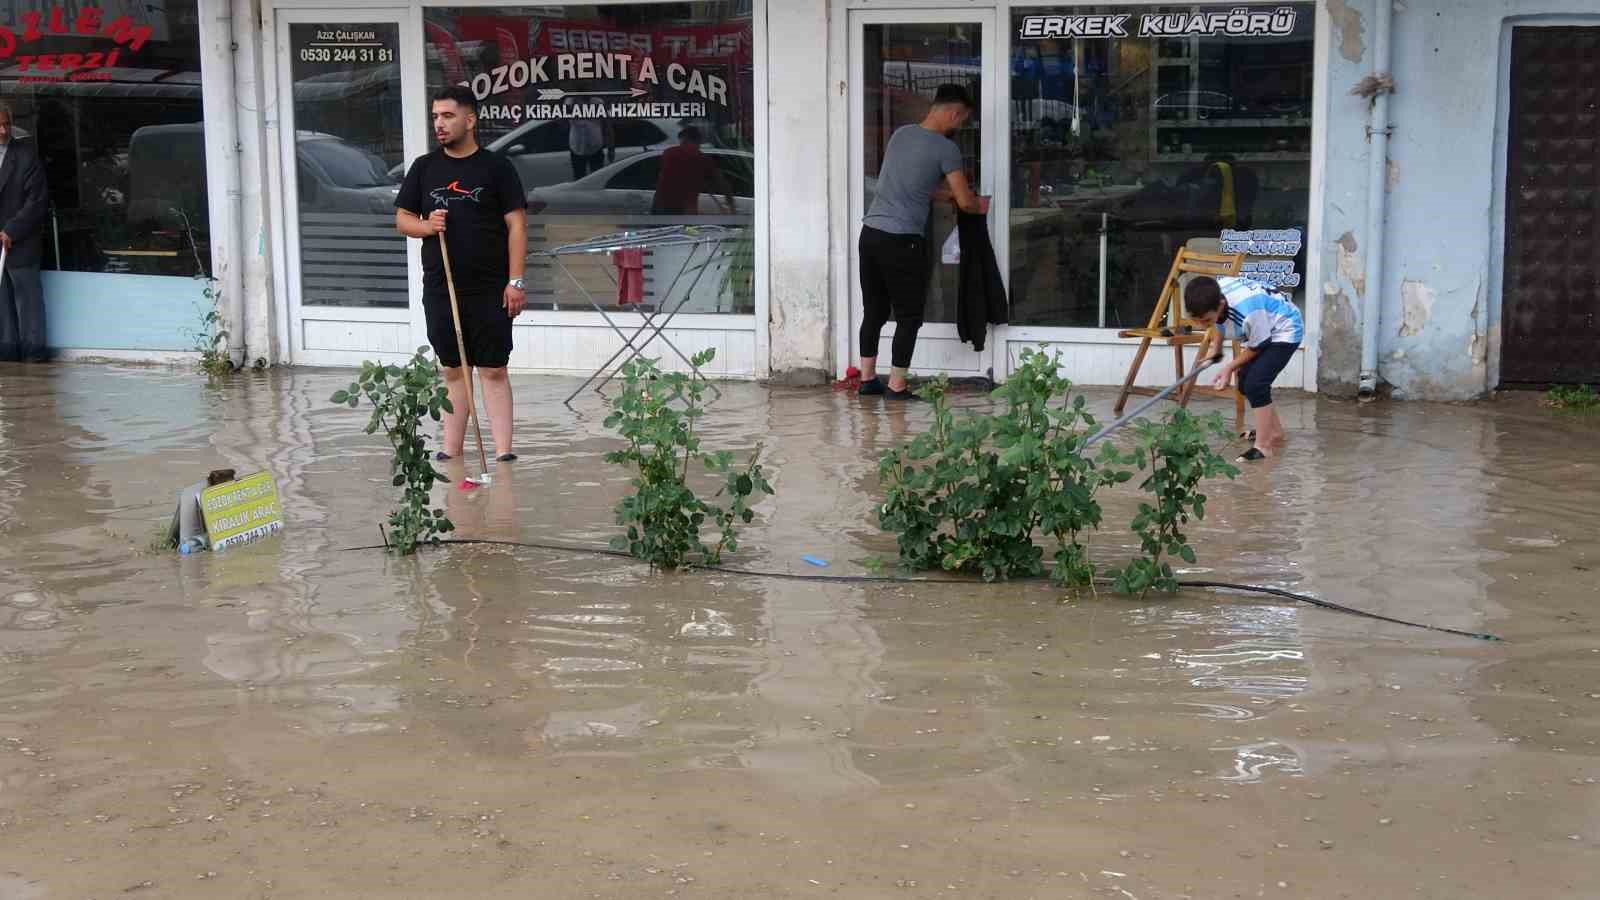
[{"xmin": 0, "ymin": 362, "xmax": 1596, "ymax": 899}]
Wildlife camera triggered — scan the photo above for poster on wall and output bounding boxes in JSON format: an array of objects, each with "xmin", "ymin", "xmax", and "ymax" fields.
[{"xmin": 1223, "ymin": 227, "xmax": 1303, "ymax": 291}]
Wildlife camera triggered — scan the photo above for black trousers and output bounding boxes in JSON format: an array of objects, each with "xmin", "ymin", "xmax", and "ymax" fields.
[
  {"xmin": 857, "ymin": 226, "xmax": 930, "ymax": 369},
  {"xmin": 0, "ymin": 264, "xmax": 45, "ymax": 362}
]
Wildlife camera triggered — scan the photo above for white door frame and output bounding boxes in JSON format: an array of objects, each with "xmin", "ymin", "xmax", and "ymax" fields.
[
  {"xmin": 273, "ymin": 6, "xmax": 427, "ymax": 367},
  {"xmin": 832, "ymin": 0, "xmax": 1327, "ymax": 394},
  {"xmin": 845, "ymin": 8, "xmax": 1002, "ymax": 380}
]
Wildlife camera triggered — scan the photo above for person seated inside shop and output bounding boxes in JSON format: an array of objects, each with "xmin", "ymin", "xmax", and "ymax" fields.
[{"xmin": 651, "ymin": 126, "xmax": 734, "ymax": 216}]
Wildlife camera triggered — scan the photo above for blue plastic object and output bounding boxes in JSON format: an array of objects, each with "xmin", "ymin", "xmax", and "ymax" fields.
[{"xmin": 801, "ymin": 555, "xmax": 829, "ymax": 568}]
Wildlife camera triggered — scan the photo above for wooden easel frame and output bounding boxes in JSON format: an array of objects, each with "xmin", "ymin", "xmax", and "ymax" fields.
[{"xmin": 1113, "ymin": 247, "xmax": 1248, "ymax": 434}]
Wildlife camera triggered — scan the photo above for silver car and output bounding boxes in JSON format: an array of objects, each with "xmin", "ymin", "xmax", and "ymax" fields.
[
  {"xmin": 525, "ymin": 148, "xmax": 755, "ymax": 216},
  {"xmin": 486, "ymin": 117, "xmax": 716, "ymax": 192}
]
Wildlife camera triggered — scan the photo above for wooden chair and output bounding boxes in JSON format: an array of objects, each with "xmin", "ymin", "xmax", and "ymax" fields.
[{"xmin": 1113, "ymin": 246, "xmax": 1248, "ymax": 434}]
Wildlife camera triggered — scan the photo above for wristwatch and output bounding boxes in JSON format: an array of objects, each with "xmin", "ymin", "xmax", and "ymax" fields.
[{"xmin": 508, "ymin": 278, "xmax": 525, "ymax": 290}]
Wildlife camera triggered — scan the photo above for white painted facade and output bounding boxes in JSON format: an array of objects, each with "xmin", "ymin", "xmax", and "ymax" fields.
[{"xmin": 213, "ymin": 0, "xmax": 1327, "ymax": 392}]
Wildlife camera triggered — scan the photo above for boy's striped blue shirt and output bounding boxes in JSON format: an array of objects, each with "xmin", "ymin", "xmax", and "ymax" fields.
[{"xmin": 1217, "ymin": 276, "xmax": 1304, "ymax": 347}]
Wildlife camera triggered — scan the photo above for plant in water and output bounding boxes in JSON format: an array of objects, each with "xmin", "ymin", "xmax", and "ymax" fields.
[
  {"xmin": 877, "ymin": 348, "xmax": 1127, "ymax": 586},
  {"xmin": 189, "ymin": 277, "xmax": 234, "ymax": 378},
  {"xmin": 604, "ymin": 349, "xmax": 773, "ymax": 570},
  {"xmin": 1541, "ymin": 384, "xmax": 1599, "ymax": 415},
  {"xmin": 331, "ymin": 347, "xmax": 455, "ymax": 554},
  {"xmin": 1105, "ymin": 408, "xmax": 1239, "ymax": 596},
  {"xmin": 174, "ymin": 204, "xmax": 233, "ymax": 378}
]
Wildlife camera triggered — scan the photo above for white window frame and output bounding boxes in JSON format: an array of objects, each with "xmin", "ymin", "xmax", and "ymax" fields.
[
  {"xmin": 829, "ymin": 0, "xmax": 1327, "ymax": 391},
  {"xmin": 264, "ymin": 0, "xmax": 771, "ymax": 375}
]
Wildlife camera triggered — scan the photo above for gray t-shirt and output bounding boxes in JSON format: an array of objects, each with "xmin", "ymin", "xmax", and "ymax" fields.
[{"xmin": 864, "ymin": 125, "xmax": 963, "ymax": 235}]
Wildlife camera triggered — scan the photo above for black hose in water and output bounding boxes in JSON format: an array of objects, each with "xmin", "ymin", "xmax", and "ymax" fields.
[{"xmin": 339, "ymin": 538, "xmax": 1503, "ymax": 642}]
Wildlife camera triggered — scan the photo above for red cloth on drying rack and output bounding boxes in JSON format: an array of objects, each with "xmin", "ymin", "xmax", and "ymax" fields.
[{"xmin": 613, "ymin": 248, "xmax": 645, "ymax": 306}]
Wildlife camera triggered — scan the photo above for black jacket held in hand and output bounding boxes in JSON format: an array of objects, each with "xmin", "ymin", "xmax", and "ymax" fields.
[
  {"xmin": 0, "ymin": 139, "xmax": 49, "ymax": 269},
  {"xmin": 955, "ymin": 211, "xmax": 1008, "ymax": 351}
]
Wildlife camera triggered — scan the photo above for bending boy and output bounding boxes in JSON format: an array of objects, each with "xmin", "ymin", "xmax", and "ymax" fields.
[{"xmin": 1184, "ymin": 275, "xmax": 1303, "ymax": 462}]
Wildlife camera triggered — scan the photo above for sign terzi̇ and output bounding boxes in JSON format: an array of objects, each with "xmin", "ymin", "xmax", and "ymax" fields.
[{"xmin": 0, "ymin": 3, "xmax": 154, "ymax": 81}]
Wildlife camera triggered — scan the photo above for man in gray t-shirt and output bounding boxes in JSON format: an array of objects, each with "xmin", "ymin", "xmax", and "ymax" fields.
[{"xmin": 857, "ymin": 83, "xmax": 990, "ymax": 399}]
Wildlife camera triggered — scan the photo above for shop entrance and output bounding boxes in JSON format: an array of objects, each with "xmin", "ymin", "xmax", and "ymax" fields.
[
  {"xmin": 275, "ymin": 8, "xmax": 425, "ymax": 366},
  {"xmin": 1500, "ymin": 25, "xmax": 1600, "ymax": 386},
  {"xmin": 848, "ymin": 10, "xmax": 1000, "ymax": 382}
]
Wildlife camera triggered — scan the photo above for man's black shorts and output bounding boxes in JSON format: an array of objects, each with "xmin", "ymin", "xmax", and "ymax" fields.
[{"xmin": 424, "ymin": 290, "xmax": 513, "ymax": 369}]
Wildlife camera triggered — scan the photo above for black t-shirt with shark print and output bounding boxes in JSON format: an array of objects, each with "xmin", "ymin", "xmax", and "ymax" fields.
[{"xmin": 395, "ymin": 147, "xmax": 526, "ymax": 299}]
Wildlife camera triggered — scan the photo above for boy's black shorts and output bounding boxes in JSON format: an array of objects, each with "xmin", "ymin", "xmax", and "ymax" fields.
[
  {"xmin": 424, "ymin": 290, "xmax": 513, "ymax": 369},
  {"xmin": 1238, "ymin": 342, "xmax": 1298, "ymax": 408}
]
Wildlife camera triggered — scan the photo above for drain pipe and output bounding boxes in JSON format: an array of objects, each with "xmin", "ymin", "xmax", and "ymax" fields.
[
  {"xmin": 199, "ymin": 2, "xmax": 245, "ymax": 367},
  {"xmin": 1358, "ymin": 0, "xmax": 1395, "ymax": 398}
]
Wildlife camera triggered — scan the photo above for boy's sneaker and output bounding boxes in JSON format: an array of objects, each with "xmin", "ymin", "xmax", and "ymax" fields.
[
  {"xmin": 886, "ymin": 386, "xmax": 922, "ymax": 401},
  {"xmin": 858, "ymin": 377, "xmax": 886, "ymax": 396}
]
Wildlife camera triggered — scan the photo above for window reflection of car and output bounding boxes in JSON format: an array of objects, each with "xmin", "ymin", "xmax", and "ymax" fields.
[
  {"xmin": 295, "ymin": 132, "xmax": 402, "ymax": 213},
  {"xmin": 476, "ymin": 117, "xmax": 720, "ymax": 192},
  {"xmin": 525, "ymin": 149, "xmax": 755, "ymax": 216},
  {"xmin": 126, "ymin": 123, "xmax": 211, "ymax": 230},
  {"xmin": 1153, "ymin": 90, "xmax": 1235, "ymax": 120}
]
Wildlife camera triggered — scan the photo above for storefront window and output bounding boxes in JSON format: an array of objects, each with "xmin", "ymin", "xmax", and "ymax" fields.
[
  {"xmin": 289, "ymin": 22, "xmax": 406, "ymax": 309},
  {"xmin": 1010, "ymin": 4, "xmax": 1312, "ymax": 329},
  {"xmin": 0, "ymin": 0, "xmax": 209, "ymax": 277},
  {"xmin": 424, "ymin": 4, "xmax": 756, "ymax": 315}
]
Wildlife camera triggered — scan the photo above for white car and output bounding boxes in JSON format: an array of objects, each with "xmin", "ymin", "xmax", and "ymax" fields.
[
  {"xmin": 493, "ymin": 117, "xmax": 694, "ymax": 190},
  {"xmin": 525, "ymin": 148, "xmax": 755, "ymax": 216},
  {"xmin": 128, "ymin": 125, "xmax": 400, "ymax": 224},
  {"xmin": 293, "ymin": 132, "xmax": 402, "ymax": 214},
  {"xmin": 385, "ymin": 118, "xmax": 716, "ymax": 190}
]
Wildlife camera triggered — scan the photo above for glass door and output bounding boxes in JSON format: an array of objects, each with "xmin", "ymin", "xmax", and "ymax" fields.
[
  {"xmin": 277, "ymin": 9, "xmax": 423, "ymax": 365},
  {"xmin": 849, "ymin": 10, "xmax": 999, "ymax": 380}
]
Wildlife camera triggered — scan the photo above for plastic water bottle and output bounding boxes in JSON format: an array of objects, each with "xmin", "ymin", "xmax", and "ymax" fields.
[{"xmin": 178, "ymin": 537, "xmax": 207, "ymax": 556}]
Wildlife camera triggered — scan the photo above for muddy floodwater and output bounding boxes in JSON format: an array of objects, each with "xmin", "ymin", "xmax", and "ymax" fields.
[{"xmin": 0, "ymin": 363, "xmax": 1596, "ymax": 899}]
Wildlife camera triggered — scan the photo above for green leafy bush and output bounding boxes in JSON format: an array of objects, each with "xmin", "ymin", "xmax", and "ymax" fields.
[
  {"xmin": 604, "ymin": 349, "xmax": 773, "ymax": 569},
  {"xmin": 877, "ymin": 348, "xmax": 1239, "ymax": 594},
  {"xmin": 877, "ymin": 348, "xmax": 1127, "ymax": 586},
  {"xmin": 331, "ymin": 348, "xmax": 455, "ymax": 554},
  {"xmin": 1105, "ymin": 409, "xmax": 1239, "ymax": 595},
  {"xmin": 1542, "ymin": 384, "xmax": 1600, "ymax": 415}
]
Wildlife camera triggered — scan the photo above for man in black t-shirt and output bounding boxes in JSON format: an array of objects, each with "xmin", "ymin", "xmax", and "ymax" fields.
[{"xmin": 395, "ymin": 86, "xmax": 528, "ymax": 462}]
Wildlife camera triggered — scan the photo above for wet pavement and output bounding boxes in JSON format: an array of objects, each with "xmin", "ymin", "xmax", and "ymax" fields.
[{"xmin": 0, "ymin": 362, "xmax": 1596, "ymax": 899}]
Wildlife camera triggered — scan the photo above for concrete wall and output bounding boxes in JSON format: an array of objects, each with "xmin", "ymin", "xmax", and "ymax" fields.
[
  {"xmin": 1317, "ymin": 0, "xmax": 1599, "ymax": 399},
  {"xmin": 763, "ymin": 0, "xmax": 833, "ymax": 384},
  {"xmin": 43, "ymin": 272, "xmax": 208, "ymax": 352}
]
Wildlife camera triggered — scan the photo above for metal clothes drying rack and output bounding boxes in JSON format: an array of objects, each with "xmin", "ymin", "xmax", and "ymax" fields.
[{"xmin": 545, "ymin": 224, "xmax": 746, "ymax": 407}]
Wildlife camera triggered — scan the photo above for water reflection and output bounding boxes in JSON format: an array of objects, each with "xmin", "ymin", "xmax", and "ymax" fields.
[{"xmin": 1215, "ymin": 740, "xmax": 1304, "ymax": 783}]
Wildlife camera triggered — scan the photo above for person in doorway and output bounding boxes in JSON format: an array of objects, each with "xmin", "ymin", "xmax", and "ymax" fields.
[
  {"xmin": 651, "ymin": 126, "xmax": 734, "ymax": 216},
  {"xmin": 0, "ymin": 103, "xmax": 51, "ymax": 363},
  {"xmin": 395, "ymin": 85, "xmax": 528, "ymax": 462},
  {"xmin": 1184, "ymin": 274, "xmax": 1303, "ymax": 462},
  {"xmin": 857, "ymin": 83, "xmax": 990, "ymax": 399}
]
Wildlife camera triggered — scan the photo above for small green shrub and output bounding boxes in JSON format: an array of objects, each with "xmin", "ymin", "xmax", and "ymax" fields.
[
  {"xmin": 190, "ymin": 277, "xmax": 234, "ymax": 378},
  {"xmin": 877, "ymin": 348, "xmax": 1128, "ymax": 586},
  {"xmin": 1542, "ymin": 384, "xmax": 1600, "ymax": 415},
  {"xmin": 1105, "ymin": 409, "xmax": 1239, "ymax": 596},
  {"xmin": 331, "ymin": 348, "xmax": 455, "ymax": 554},
  {"xmin": 604, "ymin": 349, "xmax": 773, "ymax": 569}
]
